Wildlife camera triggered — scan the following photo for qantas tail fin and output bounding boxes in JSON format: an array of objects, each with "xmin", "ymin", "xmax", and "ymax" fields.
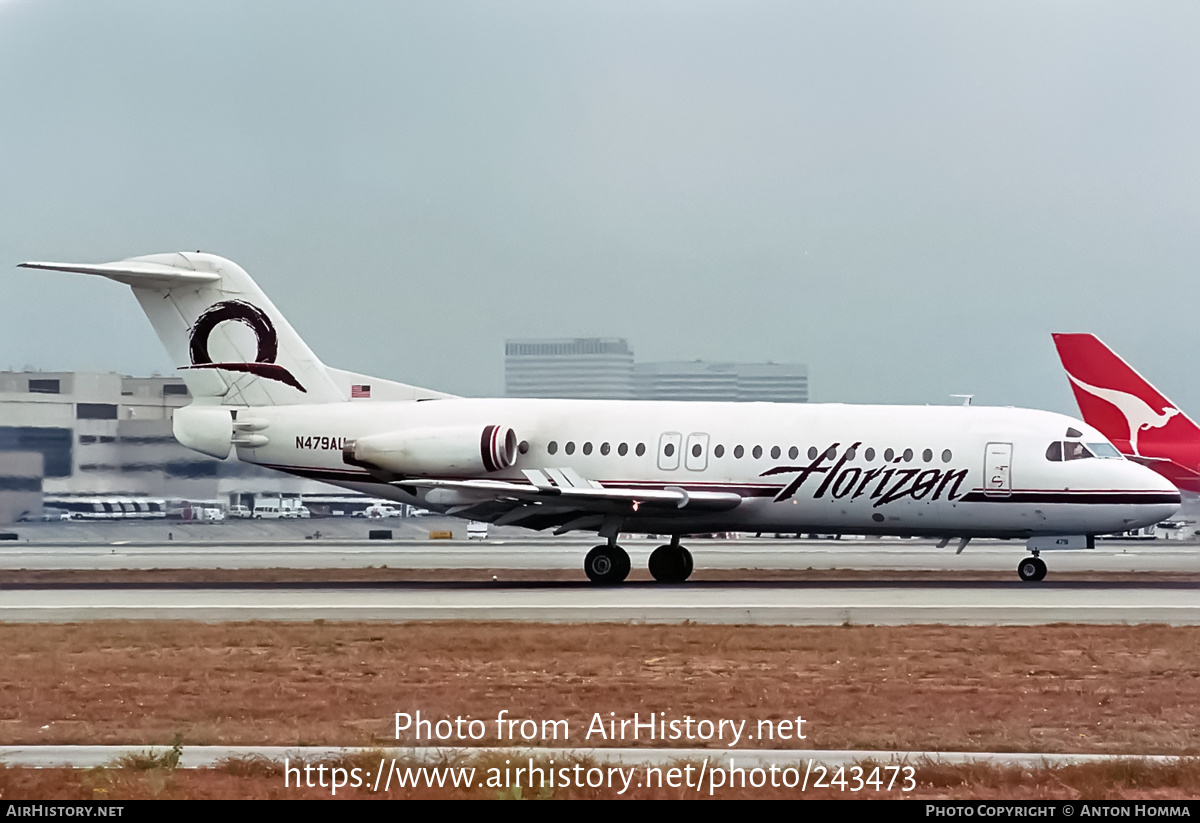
[
  {"xmin": 19, "ymin": 252, "xmax": 451, "ymax": 407},
  {"xmin": 1051, "ymin": 333, "xmax": 1200, "ymax": 455}
]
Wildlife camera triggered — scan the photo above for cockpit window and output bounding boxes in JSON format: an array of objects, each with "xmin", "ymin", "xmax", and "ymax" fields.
[
  {"xmin": 1063, "ymin": 441, "xmax": 1094, "ymax": 461},
  {"xmin": 1048, "ymin": 440, "xmax": 1105, "ymax": 461},
  {"xmin": 1087, "ymin": 442, "xmax": 1124, "ymax": 459},
  {"xmin": 1065, "ymin": 427, "xmax": 1083, "ymax": 438}
]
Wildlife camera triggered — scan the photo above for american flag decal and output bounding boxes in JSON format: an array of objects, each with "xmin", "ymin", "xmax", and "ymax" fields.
[{"xmin": 351, "ymin": 384, "xmax": 371, "ymax": 398}]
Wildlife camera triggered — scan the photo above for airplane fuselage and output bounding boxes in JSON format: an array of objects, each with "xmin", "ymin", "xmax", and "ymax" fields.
[{"xmin": 215, "ymin": 398, "xmax": 1179, "ymax": 538}]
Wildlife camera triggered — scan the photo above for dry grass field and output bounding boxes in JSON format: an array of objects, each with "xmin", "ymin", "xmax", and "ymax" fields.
[{"xmin": 0, "ymin": 620, "xmax": 1197, "ymax": 798}]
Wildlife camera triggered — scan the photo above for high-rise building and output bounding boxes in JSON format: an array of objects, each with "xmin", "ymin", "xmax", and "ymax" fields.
[
  {"xmin": 634, "ymin": 361, "xmax": 808, "ymax": 403},
  {"xmin": 503, "ymin": 339, "xmax": 807, "ymax": 403},
  {"xmin": 504, "ymin": 338, "xmax": 635, "ymax": 400}
]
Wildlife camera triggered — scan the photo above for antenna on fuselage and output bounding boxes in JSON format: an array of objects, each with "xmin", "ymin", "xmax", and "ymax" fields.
[{"xmin": 950, "ymin": 394, "xmax": 974, "ymax": 406}]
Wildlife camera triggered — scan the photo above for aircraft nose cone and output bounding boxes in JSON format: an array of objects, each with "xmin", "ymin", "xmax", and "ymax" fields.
[{"xmin": 1125, "ymin": 460, "xmax": 1181, "ymax": 523}]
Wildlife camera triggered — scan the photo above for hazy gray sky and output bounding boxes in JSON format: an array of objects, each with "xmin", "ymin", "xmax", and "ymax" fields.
[{"xmin": 2, "ymin": 1, "xmax": 1198, "ymax": 413}]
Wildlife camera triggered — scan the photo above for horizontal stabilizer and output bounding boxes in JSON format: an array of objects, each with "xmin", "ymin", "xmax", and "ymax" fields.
[{"xmin": 19, "ymin": 259, "xmax": 221, "ymax": 287}]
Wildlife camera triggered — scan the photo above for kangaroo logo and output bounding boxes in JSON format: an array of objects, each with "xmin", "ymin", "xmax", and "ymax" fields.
[
  {"xmin": 185, "ymin": 300, "xmax": 306, "ymax": 392},
  {"xmin": 1065, "ymin": 371, "xmax": 1177, "ymax": 455}
]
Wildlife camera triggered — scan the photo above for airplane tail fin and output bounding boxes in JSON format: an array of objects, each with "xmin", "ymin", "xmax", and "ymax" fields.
[
  {"xmin": 1051, "ymin": 333, "xmax": 1200, "ymax": 453},
  {"xmin": 19, "ymin": 252, "xmax": 449, "ymax": 407}
]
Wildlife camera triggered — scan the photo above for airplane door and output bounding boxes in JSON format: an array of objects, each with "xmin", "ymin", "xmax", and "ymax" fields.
[
  {"xmin": 685, "ymin": 433, "xmax": 709, "ymax": 471},
  {"xmin": 983, "ymin": 442, "xmax": 1012, "ymax": 497},
  {"xmin": 658, "ymin": 432, "xmax": 682, "ymax": 471}
]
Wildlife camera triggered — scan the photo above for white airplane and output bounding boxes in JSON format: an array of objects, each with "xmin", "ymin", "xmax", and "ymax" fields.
[{"xmin": 19, "ymin": 253, "xmax": 1180, "ymax": 583}]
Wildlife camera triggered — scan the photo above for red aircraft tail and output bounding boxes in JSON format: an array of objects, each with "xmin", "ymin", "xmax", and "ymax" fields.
[{"xmin": 1052, "ymin": 333, "xmax": 1200, "ymax": 492}]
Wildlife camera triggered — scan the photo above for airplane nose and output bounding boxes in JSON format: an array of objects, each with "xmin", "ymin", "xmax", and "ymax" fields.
[
  {"xmin": 1138, "ymin": 461, "xmax": 1182, "ymax": 494},
  {"xmin": 1125, "ymin": 460, "xmax": 1181, "ymax": 522}
]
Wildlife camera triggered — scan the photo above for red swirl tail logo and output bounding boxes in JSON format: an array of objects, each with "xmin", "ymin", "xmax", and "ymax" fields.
[{"xmin": 184, "ymin": 300, "xmax": 306, "ymax": 392}]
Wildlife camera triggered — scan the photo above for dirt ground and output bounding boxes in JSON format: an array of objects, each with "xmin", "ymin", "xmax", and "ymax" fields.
[{"xmin": 1, "ymin": 621, "xmax": 1198, "ymax": 799}]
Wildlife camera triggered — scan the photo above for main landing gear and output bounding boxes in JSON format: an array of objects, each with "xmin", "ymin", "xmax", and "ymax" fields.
[
  {"xmin": 582, "ymin": 536, "xmax": 695, "ymax": 584},
  {"xmin": 584, "ymin": 543, "xmax": 631, "ymax": 585},
  {"xmin": 648, "ymin": 537, "xmax": 693, "ymax": 584},
  {"xmin": 1017, "ymin": 552, "xmax": 1047, "ymax": 582}
]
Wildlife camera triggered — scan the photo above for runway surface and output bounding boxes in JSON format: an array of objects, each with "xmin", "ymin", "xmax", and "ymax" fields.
[
  {"xmin": 3, "ymin": 579, "xmax": 1197, "ymax": 625},
  {"xmin": 3, "ymin": 524, "xmax": 1198, "ymax": 624},
  {"xmin": 4, "ymin": 534, "xmax": 1199, "ymax": 573}
]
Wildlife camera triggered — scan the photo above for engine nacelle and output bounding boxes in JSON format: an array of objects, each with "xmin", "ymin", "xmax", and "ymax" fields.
[
  {"xmin": 344, "ymin": 425, "xmax": 518, "ymax": 476},
  {"xmin": 172, "ymin": 405, "xmax": 233, "ymax": 460}
]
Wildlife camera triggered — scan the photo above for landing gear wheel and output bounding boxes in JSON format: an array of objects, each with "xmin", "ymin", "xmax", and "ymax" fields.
[
  {"xmin": 1017, "ymin": 556, "xmax": 1047, "ymax": 582},
  {"xmin": 648, "ymin": 545, "xmax": 694, "ymax": 583},
  {"xmin": 585, "ymin": 545, "xmax": 631, "ymax": 585}
]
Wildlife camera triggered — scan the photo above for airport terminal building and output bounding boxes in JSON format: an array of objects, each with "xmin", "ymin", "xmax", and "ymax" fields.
[{"xmin": 0, "ymin": 371, "xmax": 340, "ymax": 523}]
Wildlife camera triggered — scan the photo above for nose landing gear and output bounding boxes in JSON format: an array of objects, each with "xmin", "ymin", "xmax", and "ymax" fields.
[{"xmin": 1017, "ymin": 552, "xmax": 1047, "ymax": 582}]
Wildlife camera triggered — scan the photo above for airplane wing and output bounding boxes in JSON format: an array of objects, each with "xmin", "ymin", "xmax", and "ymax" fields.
[{"xmin": 394, "ymin": 468, "xmax": 743, "ymax": 534}]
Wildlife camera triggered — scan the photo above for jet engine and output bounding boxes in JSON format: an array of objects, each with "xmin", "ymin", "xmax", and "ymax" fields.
[{"xmin": 343, "ymin": 424, "xmax": 519, "ymax": 476}]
